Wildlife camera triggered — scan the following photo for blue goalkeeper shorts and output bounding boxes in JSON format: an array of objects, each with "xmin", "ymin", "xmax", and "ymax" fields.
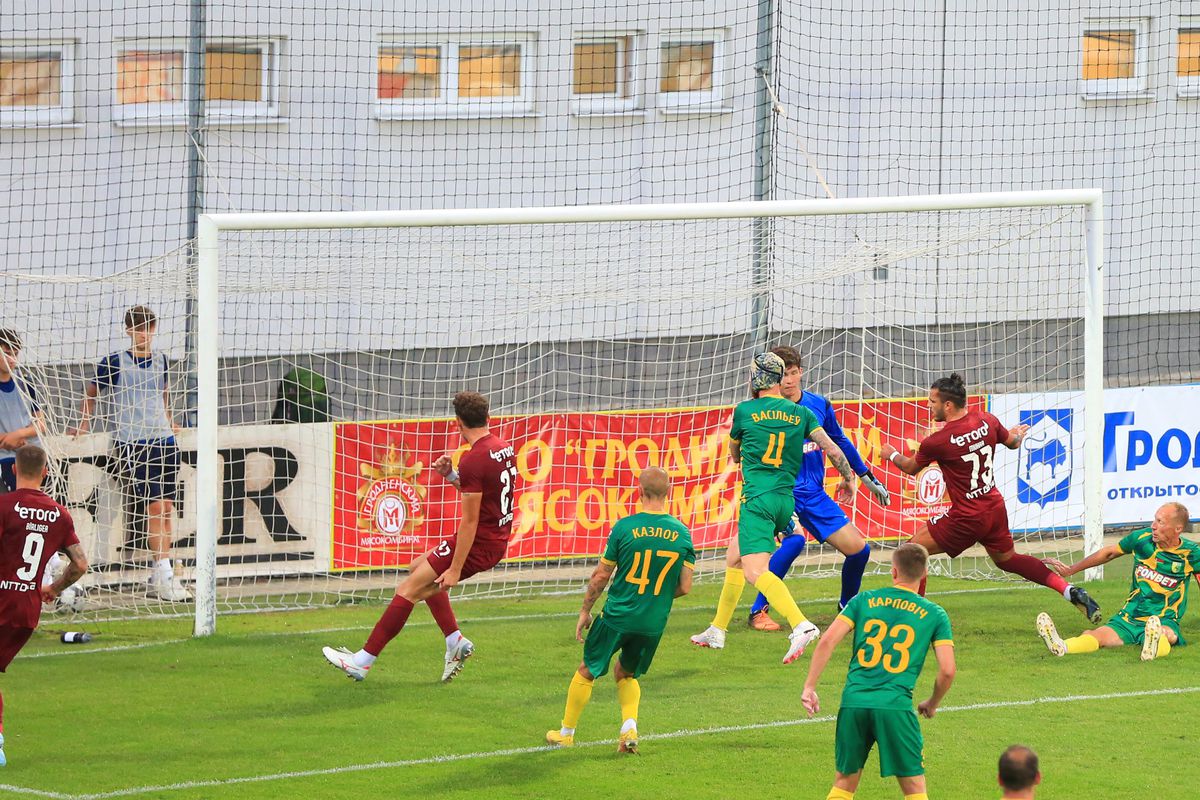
[{"xmin": 793, "ymin": 486, "xmax": 850, "ymax": 543}]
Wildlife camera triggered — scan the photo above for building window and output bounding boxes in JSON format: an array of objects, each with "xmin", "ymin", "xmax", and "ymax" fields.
[
  {"xmin": 659, "ymin": 32, "xmax": 725, "ymax": 111},
  {"xmin": 572, "ymin": 34, "xmax": 639, "ymax": 115},
  {"xmin": 376, "ymin": 34, "xmax": 535, "ymax": 119},
  {"xmin": 114, "ymin": 39, "xmax": 279, "ymax": 124},
  {"xmin": 1081, "ymin": 20, "xmax": 1149, "ymax": 98},
  {"xmin": 0, "ymin": 42, "xmax": 74, "ymax": 126},
  {"xmin": 1179, "ymin": 22, "xmax": 1200, "ymax": 97}
]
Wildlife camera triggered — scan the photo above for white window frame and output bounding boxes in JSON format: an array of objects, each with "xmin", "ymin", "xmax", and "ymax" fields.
[
  {"xmin": 0, "ymin": 40, "xmax": 75, "ymax": 127},
  {"xmin": 113, "ymin": 37, "xmax": 280, "ymax": 126},
  {"xmin": 1178, "ymin": 18, "xmax": 1200, "ymax": 98},
  {"xmin": 658, "ymin": 29, "xmax": 727, "ymax": 113},
  {"xmin": 1080, "ymin": 18, "xmax": 1151, "ymax": 99},
  {"xmin": 375, "ymin": 32, "xmax": 537, "ymax": 120},
  {"xmin": 570, "ymin": 32, "xmax": 641, "ymax": 116}
]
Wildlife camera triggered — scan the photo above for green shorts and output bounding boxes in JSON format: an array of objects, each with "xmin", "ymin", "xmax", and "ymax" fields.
[
  {"xmin": 1107, "ymin": 612, "xmax": 1185, "ymax": 646},
  {"xmin": 835, "ymin": 707, "xmax": 924, "ymax": 778},
  {"xmin": 582, "ymin": 616, "xmax": 662, "ymax": 679},
  {"xmin": 738, "ymin": 493, "xmax": 794, "ymax": 556}
]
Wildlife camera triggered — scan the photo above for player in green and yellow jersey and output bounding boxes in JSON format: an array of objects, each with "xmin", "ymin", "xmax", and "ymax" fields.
[
  {"xmin": 1038, "ymin": 501, "xmax": 1200, "ymax": 661},
  {"xmin": 802, "ymin": 543, "xmax": 956, "ymax": 800},
  {"xmin": 691, "ymin": 351, "xmax": 857, "ymax": 663},
  {"xmin": 545, "ymin": 466, "xmax": 694, "ymax": 754}
]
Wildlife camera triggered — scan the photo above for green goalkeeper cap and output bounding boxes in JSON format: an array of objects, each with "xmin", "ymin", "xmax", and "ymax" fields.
[{"xmin": 750, "ymin": 352, "xmax": 785, "ymax": 390}]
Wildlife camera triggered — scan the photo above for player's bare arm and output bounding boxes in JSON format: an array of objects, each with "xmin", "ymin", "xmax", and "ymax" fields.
[
  {"xmin": 72, "ymin": 382, "xmax": 100, "ymax": 436},
  {"xmin": 1003, "ymin": 423, "xmax": 1030, "ymax": 450},
  {"xmin": 576, "ymin": 561, "xmax": 616, "ymax": 641},
  {"xmin": 432, "ymin": 454, "xmax": 462, "ymax": 491},
  {"xmin": 917, "ymin": 643, "xmax": 956, "ymax": 718},
  {"xmin": 674, "ymin": 564, "xmax": 694, "ymax": 598},
  {"xmin": 729, "ymin": 439, "xmax": 741, "ymax": 463},
  {"xmin": 880, "ymin": 442, "xmax": 921, "ymax": 476},
  {"xmin": 1044, "ymin": 544, "xmax": 1124, "ymax": 578},
  {"xmin": 40, "ymin": 543, "xmax": 88, "ymax": 603},
  {"xmin": 801, "ymin": 615, "xmax": 853, "ymax": 715},
  {"xmin": 435, "ymin": 492, "xmax": 482, "ymax": 589},
  {"xmin": 809, "ymin": 427, "xmax": 856, "ymax": 501}
]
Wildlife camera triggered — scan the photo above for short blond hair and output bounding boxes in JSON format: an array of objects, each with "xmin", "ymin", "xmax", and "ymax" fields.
[{"xmin": 893, "ymin": 542, "xmax": 929, "ymax": 582}]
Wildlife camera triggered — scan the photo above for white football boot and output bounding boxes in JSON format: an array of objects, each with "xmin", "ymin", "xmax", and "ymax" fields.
[
  {"xmin": 784, "ymin": 621, "xmax": 820, "ymax": 664},
  {"xmin": 1036, "ymin": 612, "xmax": 1067, "ymax": 657},
  {"xmin": 442, "ymin": 636, "xmax": 475, "ymax": 683},
  {"xmin": 322, "ymin": 646, "xmax": 370, "ymax": 681},
  {"xmin": 690, "ymin": 625, "xmax": 726, "ymax": 649}
]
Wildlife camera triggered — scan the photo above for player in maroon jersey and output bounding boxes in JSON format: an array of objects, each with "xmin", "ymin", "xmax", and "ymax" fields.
[
  {"xmin": 323, "ymin": 391, "xmax": 518, "ymax": 683},
  {"xmin": 0, "ymin": 445, "xmax": 88, "ymax": 766},
  {"xmin": 881, "ymin": 374, "xmax": 1100, "ymax": 621}
]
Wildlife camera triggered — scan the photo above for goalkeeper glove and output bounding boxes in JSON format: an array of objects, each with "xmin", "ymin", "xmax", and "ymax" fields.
[
  {"xmin": 860, "ymin": 470, "xmax": 891, "ymax": 507},
  {"xmin": 776, "ymin": 512, "xmax": 800, "ymax": 542}
]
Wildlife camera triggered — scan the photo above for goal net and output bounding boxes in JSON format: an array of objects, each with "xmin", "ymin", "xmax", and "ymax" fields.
[{"xmin": 0, "ymin": 191, "xmax": 1103, "ymax": 629}]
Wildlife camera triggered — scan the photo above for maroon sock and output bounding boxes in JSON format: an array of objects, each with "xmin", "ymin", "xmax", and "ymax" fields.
[
  {"xmin": 425, "ymin": 590, "xmax": 460, "ymax": 637},
  {"xmin": 998, "ymin": 553, "xmax": 1069, "ymax": 594},
  {"xmin": 364, "ymin": 595, "xmax": 415, "ymax": 656},
  {"xmin": 918, "ymin": 577, "xmax": 927, "ymax": 597}
]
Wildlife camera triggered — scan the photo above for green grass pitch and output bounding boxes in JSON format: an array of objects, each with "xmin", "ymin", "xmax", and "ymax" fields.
[{"xmin": 1, "ymin": 573, "xmax": 1195, "ymax": 799}]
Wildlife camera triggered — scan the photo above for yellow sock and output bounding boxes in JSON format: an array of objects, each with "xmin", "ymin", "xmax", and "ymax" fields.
[
  {"xmin": 616, "ymin": 677, "xmax": 640, "ymax": 726},
  {"xmin": 1158, "ymin": 637, "xmax": 1172, "ymax": 657},
  {"xmin": 1064, "ymin": 633, "xmax": 1100, "ymax": 654},
  {"xmin": 903, "ymin": 794, "xmax": 928, "ymax": 800},
  {"xmin": 711, "ymin": 568, "xmax": 746, "ymax": 630},
  {"xmin": 826, "ymin": 788, "xmax": 854, "ymax": 800},
  {"xmin": 753, "ymin": 572, "xmax": 807, "ymax": 628},
  {"xmin": 562, "ymin": 672, "xmax": 594, "ymax": 729}
]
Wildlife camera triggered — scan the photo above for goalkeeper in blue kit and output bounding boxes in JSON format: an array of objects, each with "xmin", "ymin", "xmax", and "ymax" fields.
[{"xmin": 748, "ymin": 346, "xmax": 891, "ymax": 631}]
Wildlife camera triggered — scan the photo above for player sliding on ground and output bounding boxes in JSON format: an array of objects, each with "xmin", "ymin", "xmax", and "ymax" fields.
[
  {"xmin": 746, "ymin": 345, "xmax": 890, "ymax": 632},
  {"xmin": 323, "ymin": 391, "xmax": 517, "ymax": 683},
  {"xmin": 1037, "ymin": 501, "xmax": 1199, "ymax": 661},
  {"xmin": 802, "ymin": 543, "xmax": 955, "ymax": 800},
  {"xmin": 691, "ymin": 351, "xmax": 857, "ymax": 662},
  {"xmin": 0, "ymin": 446, "xmax": 88, "ymax": 767},
  {"xmin": 881, "ymin": 373, "xmax": 1100, "ymax": 620},
  {"xmin": 545, "ymin": 467, "xmax": 694, "ymax": 754}
]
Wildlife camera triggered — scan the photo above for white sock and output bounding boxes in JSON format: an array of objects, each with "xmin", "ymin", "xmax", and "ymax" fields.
[
  {"xmin": 1062, "ymin": 585, "xmax": 1074, "ymax": 601},
  {"xmin": 156, "ymin": 558, "xmax": 172, "ymax": 575},
  {"xmin": 352, "ymin": 649, "xmax": 377, "ymax": 668},
  {"xmin": 445, "ymin": 631, "xmax": 463, "ymax": 650},
  {"xmin": 621, "ymin": 719, "xmax": 637, "ymax": 734},
  {"xmin": 559, "ymin": 726, "xmax": 575, "ymax": 737}
]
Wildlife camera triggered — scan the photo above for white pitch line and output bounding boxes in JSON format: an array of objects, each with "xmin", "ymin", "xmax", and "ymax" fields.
[
  {"xmin": 18, "ymin": 583, "xmax": 1036, "ymax": 660},
  {"xmin": 9, "ymin": 684, "xmax": 1193, "ymax": 800}
]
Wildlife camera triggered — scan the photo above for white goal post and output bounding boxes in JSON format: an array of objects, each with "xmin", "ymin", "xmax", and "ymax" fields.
[{"xmin": 194, "ymin": 189, "xmax": 1105, "ymax": 637}]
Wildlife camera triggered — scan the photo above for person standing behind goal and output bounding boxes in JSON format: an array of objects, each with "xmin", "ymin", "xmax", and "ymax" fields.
[
  {"xmin": 73, "ymin": 306, "xmax": 187, "ymax": 602},
  {"xmin": 0, "ymin": 330, "xmax": 45, "ymax": 495}
]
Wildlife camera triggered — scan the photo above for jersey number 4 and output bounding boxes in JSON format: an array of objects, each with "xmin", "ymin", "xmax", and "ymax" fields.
[
  {"xmin": 624, "ymin": 550, "xmax": 680, "ymax": 596},
  {"xmin": 17, "ymin": 532, "xmax": 45, "ymax": 581},
  {"xmin": 856, "ymin": 619, "xmax": 916, "ymax": 674},
  {"xmin": 763, "ymin": 432, "xmax": 787, "ymax": 467}
]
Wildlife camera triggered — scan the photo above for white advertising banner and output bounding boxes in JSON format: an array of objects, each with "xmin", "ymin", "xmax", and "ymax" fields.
[
  {"xmin": 991, "ymin": 385, "xmax": 1200, "ymax": 531},
  {"xmin": 48, "ymin": 423, "xmax": 334, "ymax": 582}
]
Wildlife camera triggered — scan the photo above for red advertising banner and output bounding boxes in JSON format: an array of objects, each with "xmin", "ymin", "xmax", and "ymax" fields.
[{"xmin": 332, "ymin": 398, "xmax": 982, "ymax": 571}]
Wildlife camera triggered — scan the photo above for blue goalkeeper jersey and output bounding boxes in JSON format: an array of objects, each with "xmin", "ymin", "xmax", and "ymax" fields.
[{"xmin": 794, "ymin": 390, "xmax": 869, "ymax": 494}]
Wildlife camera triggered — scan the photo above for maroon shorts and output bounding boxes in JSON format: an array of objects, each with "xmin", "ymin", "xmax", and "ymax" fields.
[
  {"xmin": 926, "ymin": 504, "xmax": 1014, "ymax": 558},
  {"xmin": 425, "ymin": 536, "xmax": 508, "ymax": 581},
  {"xmin": 0, "ymin": 625, "xmax": 35, "ymax": 672}
]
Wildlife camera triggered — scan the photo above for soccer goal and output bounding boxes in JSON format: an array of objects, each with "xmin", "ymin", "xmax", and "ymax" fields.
[
  {"xmin": 0, "ymin": 190, "xmax": 1104, "ymax": 634},
  {"xmin": 183, "ymin": 189, "xmax": 1105, "ymax": 636}
]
